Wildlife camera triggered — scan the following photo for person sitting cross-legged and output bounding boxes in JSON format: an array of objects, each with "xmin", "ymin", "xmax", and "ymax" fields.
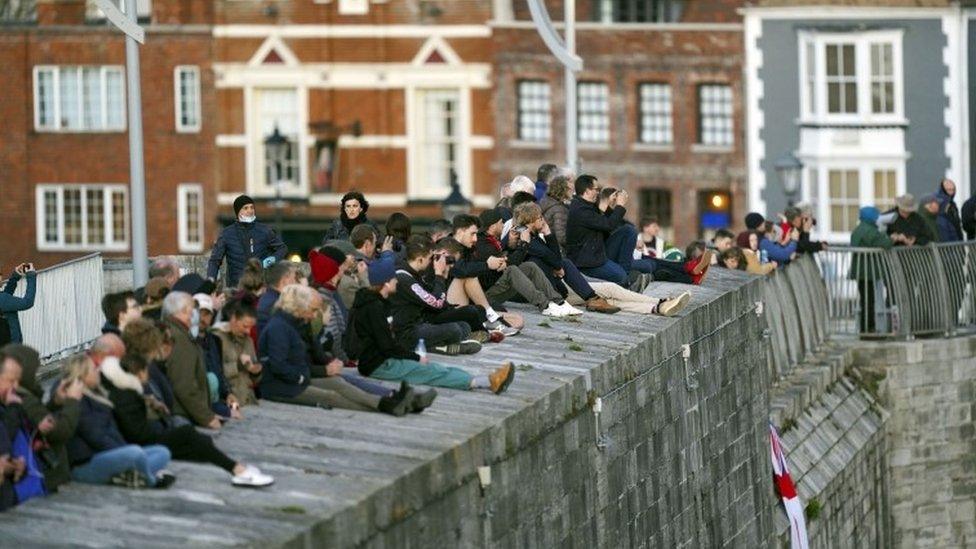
[
  {"xmin": 350, "ymin": 258, "xmax": 515, "ymax": 394},
  {"xmin": 512, "ymin": 202, "xmax": 619, "ymax": 314},
  {"xmin": 258, "ymin": 284, "xmax": 415, "ymax": 416},
  {"xmin": 452, "ymin": 212, "xmax": 581, "ymax": 318},
  {"xmin": 390, "ymin": 236, "xmax": 489, "ymax": 356}
]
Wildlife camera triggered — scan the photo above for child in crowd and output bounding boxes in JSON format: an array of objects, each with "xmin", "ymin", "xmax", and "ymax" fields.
[{"xmin": 683, "ymin": 241, "xmax": 714, "ymax": 285}]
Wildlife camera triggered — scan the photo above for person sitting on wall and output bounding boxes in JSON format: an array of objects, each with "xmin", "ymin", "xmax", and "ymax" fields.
[
  {"xmin": 160, "ymin": 292, "xmax": 222, "ymax": 430},
  {"xmin": 349, "ymin": 258, "xmax": 516, "ymax": 394},
  {"xmin": 709, "ymin": 229, "xmax": 736, "ymax": 265},
  {"xmin": 759, "ymin": 222, "xmax": 798, "ymax": 267},
  {"xmin": 101, "ymin": 291, "xmax": 142, "ymax": 337},
  {"xmin": 207, "ymin": 195, "xmax": 288, "ymax": 288},
  {"xmin": 454, "ymin": 211, "xmax": 581, "ymax": 318},
  {"xmin": 512, "ymin": 202, "xmax": 619, "ymax": 314},
  {"xmin": 534, "ymin": 163, "xmax": 559, "ymax": 201},
  {"xmin": 390, "ymin": 236, "xmax": 487, "ymax": 356},
  {"xmin": 737, "ymin": 212, "xmax": 766, "ymax": 248},
  {"xmin": 682, "ymin": 241, "xmax": 715, "ymax": 285},
  {"xmin": 637, "ymin": 217, "xmax": 666, "ymax": 259},
  {"xmin": 256, "ymin": 261, "xmax": 299, "ymax": 336},
  {"xmin": 258, "ymin": 284, "xmax": 415, "ymax": 415},
  {"xmin": 428, "ymin": 219, "xmax": 453, "ymax": 243},
  {"xmin": 385, "ymin": 212, "xmax": 412, "ymax": 261},
  {"xmin": 539, "ymin": 175, "xmax": 572, "ymax": 252},
  {"xmin": 211, "ymin": 299, "xmax": 262, "ymax": 408}
]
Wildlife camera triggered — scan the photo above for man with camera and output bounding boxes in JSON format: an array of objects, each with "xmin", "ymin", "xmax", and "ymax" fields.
[
  {"xmin": 565, "ymin": 175, "xmax": 633, "ymax": 286},
  {"xmin": 389, "ymin": 237, "xmax": 488, "ymax": 356},
  {"xmin": 0, "ymin": 262, "xmax": 38, "ymax": 345}
]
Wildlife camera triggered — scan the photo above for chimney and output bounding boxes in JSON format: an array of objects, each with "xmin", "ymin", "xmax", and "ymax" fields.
[{"xmin": 37, "ymin": 0, "xmax": 87, "ymax": 25}]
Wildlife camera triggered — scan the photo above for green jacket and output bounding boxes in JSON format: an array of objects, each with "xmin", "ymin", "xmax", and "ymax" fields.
[
  {"xmin": 850, "ymin": 221, "xmax": 893, "ymax": 281},
  {"xmin": 919, "ymin": 209, "xmax": 941, "ymax": 243},
  {"xmin": 163, "ymin": 318, "xmax": 215, "ymax": 426},
  {"xmin": 3, "ymin": 344, "xmax": 80, "ymax": 492}
]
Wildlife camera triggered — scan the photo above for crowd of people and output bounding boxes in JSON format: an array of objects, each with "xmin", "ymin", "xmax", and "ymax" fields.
[{"xmin": 5, "ymin": 167, "xmax": 967, "ymax": 509}]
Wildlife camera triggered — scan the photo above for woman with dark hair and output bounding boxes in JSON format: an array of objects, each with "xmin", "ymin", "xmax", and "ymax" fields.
[
  {"xmin": 323, "ymin": 191, "xmax": 378, "ymax": 241},
  {"xmin": 385, "ymin": 212, "xmax": 412, "ymax": 260}
]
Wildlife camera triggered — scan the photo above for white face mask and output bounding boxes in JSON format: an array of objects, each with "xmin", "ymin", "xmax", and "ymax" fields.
[{"xmin": 239, "ymin": 215, "xmax": 256, "ymax": 223}]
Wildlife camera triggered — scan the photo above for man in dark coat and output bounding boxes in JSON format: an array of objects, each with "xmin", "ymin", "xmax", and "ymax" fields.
[
  {"xmin": 936, "ymin": 179, "xmax": 963, "ymax": 242},
  {"xmin": 207, "ymin": 195, "xmax": 288, "ymax": 287},
  {"xmin": 886, "ymin": 194, "xmax": 936, "ymax": 246},
  {"xmin": 564, "ymin": 175, "xmax": 629, "ymax": 285},
  {"xmin": 961, "ymin": 194, "xmax": 976, "ymax": 240}
]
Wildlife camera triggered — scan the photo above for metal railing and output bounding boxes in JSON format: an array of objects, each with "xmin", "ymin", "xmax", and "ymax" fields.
[
  {"xmin": 813, "ymin": 240, "xmax": 976, "ymax": 340},
  {"xmin": 7, "ymin": 253, "xmax": 105, "ymax": 361}
]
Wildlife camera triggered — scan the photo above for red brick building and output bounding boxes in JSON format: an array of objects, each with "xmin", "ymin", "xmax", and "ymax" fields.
[
  {"xmin": 0, "ymin": 0, "xmax": 745, "ymax": 268},
  {"xmin": 0, "ymin": 0, "xmax": 216, "ymax": 269},
  {"xmin": 491, "ymin": 0, "xmax": 746, "ymax": 245}
]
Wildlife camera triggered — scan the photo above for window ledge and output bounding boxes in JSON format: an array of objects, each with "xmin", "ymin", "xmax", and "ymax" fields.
[
  {"xmin": 691, "ymin": 144, "xmax": 733, "ymax": 154},
  {"xmin": 631, "ymin": 143, "xmax": 674, "ymax": 153},
  {"xmin": 508, "ymin": 140, "xmax": 553, "ymax": 150},
  {"xmin": 34, "ymin": 128, "xmax": 127, "ymax": 134},
  {"xmin": 797, "ymin": 118, "xmax": 909, "ymax": 128},
  {"xmin": 579, "ymin": 142, "xmax": 611, "ymax": 151}
]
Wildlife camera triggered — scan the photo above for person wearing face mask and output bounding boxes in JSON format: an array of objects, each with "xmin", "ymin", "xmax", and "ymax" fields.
[
  {"xmin": 322, "ymin": 191, "xmax": 379, "ymax": 242},
  {"xmin": 207, "ymin": 195, "xmax": 288, "ymax": 288}
]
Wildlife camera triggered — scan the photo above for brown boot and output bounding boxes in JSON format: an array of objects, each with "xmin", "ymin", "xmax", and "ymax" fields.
[
  {"xmin": 585, "ymin": 296, "xmax": 620, "ymax": 314},
  {"xmin": 489, "ymin": 362, "xmax": 515, "ymax": 394}
]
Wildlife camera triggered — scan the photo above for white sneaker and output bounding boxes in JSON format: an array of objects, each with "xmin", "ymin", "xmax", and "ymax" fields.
[
  {"xmin": 557, "ymin": 302, "xmax": 584, "ymax": 316},
  {"xmin": 542, "ymin": 302, "xmax": 569, "ymax": 317},
  {"xmin": 232, "ymin": 465, "xmax": 275, "ymax": 488}
]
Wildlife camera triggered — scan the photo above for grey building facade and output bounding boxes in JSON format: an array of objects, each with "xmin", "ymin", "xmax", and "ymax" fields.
[{"xmin": 744, "ymin": 6, "xmax": 969, "ymax": 242}]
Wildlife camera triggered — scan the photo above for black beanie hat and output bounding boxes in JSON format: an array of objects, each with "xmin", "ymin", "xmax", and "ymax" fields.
[
  {"xmin": 745, "ymin": 212, "xmax": 765, "ymax": 230},
  {"xmin": 233, "ymin": 194, "xmax": 255, "ymax": 218},
  {"xmin": 479, "ymin": 208, "xmax": 503, "ymax": 230},
  {"xmin": 320, "ymin": 246, "xmax": 348, "ymax": 265}
]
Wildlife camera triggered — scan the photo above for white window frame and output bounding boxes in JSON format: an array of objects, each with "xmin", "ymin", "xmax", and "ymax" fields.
[
  {"xmin": 177, "ymin": 184, "xmax": 205, "ymax": 253},
  {"xmin": 35, "ymin": 184, "xmax": 129, "ymax": 251},
  {"xmin": 32, "ymin": 65, "xmax": 126, "ymax": 132},
  {"xmin": 246, "ymin": 86, "xmax": 308, "ymax": 198},
  {"xmin": 798, "ymin": 30, "xmax": 905, "ymax": 125},
  {"xmin": 637, "ymin": 82, "xmax": 673, "ymax": 146},
  {"xmin": 802, "ymin": 160, "xmax": 906, "ymax": 242},
  {"xmin": 577, "ymin": 81, "xmax": 610, "ymax": 145},
  {"xmin": 696, "ymin": 83, "xmax": 734, "ymax": 149},
  {"xmin": 174, "ymin": 65, "xmax": 202, "ymax": 133},
  {"xmin": 516, "ymin": 80, "xmax": 552, "ymax": 144}
]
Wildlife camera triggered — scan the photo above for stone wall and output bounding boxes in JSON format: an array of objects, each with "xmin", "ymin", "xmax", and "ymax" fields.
[{"xmin": 852, "ymin": 337, "xmax": 976, "ymax": 548}]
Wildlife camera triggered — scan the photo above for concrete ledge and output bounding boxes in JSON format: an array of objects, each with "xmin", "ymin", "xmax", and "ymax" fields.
[{"xmin": 0, "ymin": 269, "xmax": 778, "ymax": 547}]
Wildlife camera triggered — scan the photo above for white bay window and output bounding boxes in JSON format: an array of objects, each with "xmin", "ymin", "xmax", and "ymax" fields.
[{"xmin": 799, "ymin": 31, "xmax": 903, "ymax": 124}]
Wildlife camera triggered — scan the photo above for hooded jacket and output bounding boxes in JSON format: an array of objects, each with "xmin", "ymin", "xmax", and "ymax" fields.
[
  {"xmin": 257, "ymin": 310, "xmax": 312, "ymax": 399},
  {"xmin": 936, "ymin": 185, "xmax": 963, "ymax": 242},
  {"xmin": 5, "ymin": 344, "xmax": 79, "ymax": 491},
  {"xmin": 350, "ymin": 288, "xmax": 420, "ymax": 376},
  {"xmin": 390, "ymin": 264, "xmax": 449, "ymax": 340},
  {"xmin": 163, "ymin": 318, "xmax": 215, "ymax": 427},
  {"xmin": 565, "ymin": 196, "xmax": 626, "ymax": 269},
  {"xmin": 207, "ymin": 220, "xmax": 287, "ymax": 287},
  {"xmin": 850, "ymin": 220, "xmax": 893, "ymax": 281},
  {"xmin": 0, "ymin": 271, "xmax": 37, "ymax": 344}
]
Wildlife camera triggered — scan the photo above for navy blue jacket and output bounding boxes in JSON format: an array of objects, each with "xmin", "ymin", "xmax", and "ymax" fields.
[
  {"xmin": 207, "ymin": 221, "xmax": 287, "ymax": 287},
  {"xmin": 0, "ymin": 271, "xmax": 36, "ymax": 343},
  {"xmin": 258, "ymin": 311, "xmax": 311, "ymax": 399},
  {"xmin": 256, "ymin": 288, "xmax": 280, "ymax": 336},
  {"xmin": 565, "ymin": 196, "xmax": 626, "ymax": 269},
  {"xmin": 66, "ymin": 395, "xmax": 128, "ymax": 466}
]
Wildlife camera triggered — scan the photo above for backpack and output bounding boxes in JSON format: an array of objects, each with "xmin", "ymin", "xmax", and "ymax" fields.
[
  {"xmin": 12, "ymin": 429, "xmax": 46, "ymax": 504},
  {"xmin": 342, "ymin": 309, "xmax": 364, "ymax": 361}
]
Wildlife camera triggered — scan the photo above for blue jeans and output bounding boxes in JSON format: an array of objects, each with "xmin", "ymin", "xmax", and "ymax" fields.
[
  {"xmin": 369, "ymin": 358, "xmax": 473, "ymax": 390},
  {"xmin": 531, "ymin": 258, "xmax": 596, "ymax": 300},
  {"xmin": 579, "ymin": 261, "xmax": 628, "ymax": 286},
  {"xmin": 72, "ymin": 444, "xmax": 171, "ymax": 487}
]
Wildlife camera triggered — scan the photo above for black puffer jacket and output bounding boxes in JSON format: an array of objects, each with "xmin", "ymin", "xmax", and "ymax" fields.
[
  {"xmin": 565, "ymin": 196, "xmax": 626, "ymax": 269},
  {"xmin": 207, "ymin": 221, "xmax": 287, "ymax": 286}
]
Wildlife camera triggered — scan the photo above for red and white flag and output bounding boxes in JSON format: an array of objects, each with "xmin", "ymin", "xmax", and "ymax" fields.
[{"xmin": 770, "ymin": 423, "xmax": 809, "ymax": 549}]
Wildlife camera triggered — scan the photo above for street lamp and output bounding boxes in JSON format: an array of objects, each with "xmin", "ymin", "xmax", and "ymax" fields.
[
  {"xmin": 442, "ymin": 170, "xmax": 471, "ymax": 221},
  {"xmin": 774, "ymin": 152, "xmax": 803, "ymax": 207},
  {"xmin": 264, "ymin": 126, "xmax": 290, "ymax": 235}
]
